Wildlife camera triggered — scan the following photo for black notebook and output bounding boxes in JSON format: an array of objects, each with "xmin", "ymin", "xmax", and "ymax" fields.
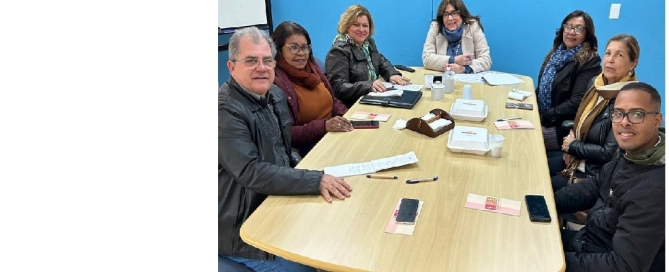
[{"xmin": 358, "ymin": 91, "xmax": 423, "ymax": 109}]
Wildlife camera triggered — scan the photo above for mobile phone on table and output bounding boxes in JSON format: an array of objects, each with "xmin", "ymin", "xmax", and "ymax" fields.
[
  {"xmin": 351, "ymin": 120, "xmax": 380, "ymax": 129},
  {"xmin": 506, "ymin": 102, "xmax": 533, "ymax": 110},
  {"xmin": 525, "ymin": 195, "xmax": 551, "ymax": 222},
  {"xmin": 396, "ymin": 198, "xmax": 420, "ymax": 225}
]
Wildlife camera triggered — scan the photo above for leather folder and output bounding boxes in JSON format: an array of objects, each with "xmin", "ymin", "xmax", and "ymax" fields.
[{"xmin": 359, "ymin": 91, "xmax": 422, "ymax": 109}]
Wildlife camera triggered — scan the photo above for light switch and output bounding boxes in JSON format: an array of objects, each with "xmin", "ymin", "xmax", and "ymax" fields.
[{"xmin": 609, "ymin": 3, "xmax": 621, "ymax": 19}]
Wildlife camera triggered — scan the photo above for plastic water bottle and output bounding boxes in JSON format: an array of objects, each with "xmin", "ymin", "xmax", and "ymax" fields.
[{"xmin": 443, "ymin": 65, "xmax": 455, "ymax": 94}]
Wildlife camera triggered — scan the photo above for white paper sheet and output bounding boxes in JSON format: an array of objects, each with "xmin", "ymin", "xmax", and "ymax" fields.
[
  {"xmin": 482, "ymin": 73, "xmax": 524, "ymax": 85},
  {"xmin": 324, "ymin": 151, "xmax": 419, "ymax": 177},
  {"xmin": 392, "ymin": 84, "xmax": 424, "ymax": 92}
]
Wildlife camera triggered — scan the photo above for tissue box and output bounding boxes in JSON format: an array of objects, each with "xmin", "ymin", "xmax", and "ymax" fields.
[
  {"xmin": 450, "ymin": 99, "xmax": 488, "ymax": 122},
  {"xmin": 447, "ymin": 126, "xmax": 490, "ymax": 155}
]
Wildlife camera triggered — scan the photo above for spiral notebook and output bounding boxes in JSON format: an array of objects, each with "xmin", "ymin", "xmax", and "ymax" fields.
[{"xmin": 359, "ymin": 90, "xmax": 422, "ymax": 109}]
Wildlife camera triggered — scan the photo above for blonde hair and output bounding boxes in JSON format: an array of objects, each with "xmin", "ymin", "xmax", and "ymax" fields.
[{"xmin": 336, "ymin": 4, "xmax": 374, "ymax": 36}]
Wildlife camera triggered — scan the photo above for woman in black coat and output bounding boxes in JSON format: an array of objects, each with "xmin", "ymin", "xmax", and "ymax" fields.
[{"xmin": 536, "ymin": 10, "xmax": 601, "ymax": 154}]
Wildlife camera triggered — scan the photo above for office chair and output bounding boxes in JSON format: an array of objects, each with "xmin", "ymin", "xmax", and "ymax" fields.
[{"xmin": 315, "ymin": 57, "xmax": 326, "ymax": 72}]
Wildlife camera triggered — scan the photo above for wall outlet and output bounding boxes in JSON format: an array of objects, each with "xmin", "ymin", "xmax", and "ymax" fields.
[{"xmin": 609, "ymin": 3, "xmax": 621, "ymax": 19}]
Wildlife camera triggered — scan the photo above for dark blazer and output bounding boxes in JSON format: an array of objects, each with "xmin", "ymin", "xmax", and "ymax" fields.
[
  {"xmin": 218, "ymin": 78, "xmax": 322, "ymax": 259},
  {"xmin": 536, "ymin": 55, "xmax": 601, "ymax": 144},
  {"xmin": 325, "ymin": 37, "xmax": 401, "ymax": 108}
]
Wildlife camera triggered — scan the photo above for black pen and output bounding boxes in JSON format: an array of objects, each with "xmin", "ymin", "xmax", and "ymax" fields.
[{"xmin": 406, "ymin": 176, "xmax": 439, "ymax": 184}]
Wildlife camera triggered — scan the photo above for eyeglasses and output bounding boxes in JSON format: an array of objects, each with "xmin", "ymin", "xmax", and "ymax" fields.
[
  {"xmin": 286, "ymin": 44, "xmax": 311, "ymax": 54},
  {"xmin": 611, "ymin": 109, "xmax": 660, "ymax": 124},
  {"xmin": 232, "ymin": 58, "xmax": 276, "ymax": 68},
  {"xmin": 563, "ymin": 24, "xmax": 585, "ymax": 35},
  {"xmin": 443, "ymin": 10, "xmax": 460, "ymax": 18}
]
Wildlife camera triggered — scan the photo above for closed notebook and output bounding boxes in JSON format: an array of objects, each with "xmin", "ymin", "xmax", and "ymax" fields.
[{"xmin": 359, "ymin": 90, "xmax": 422, "ymax": 109}]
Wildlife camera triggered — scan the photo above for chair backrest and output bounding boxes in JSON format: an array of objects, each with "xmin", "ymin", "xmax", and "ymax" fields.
[{"xmin": 314, "ymin": 57, "xmax": 326, "ymax": 72}]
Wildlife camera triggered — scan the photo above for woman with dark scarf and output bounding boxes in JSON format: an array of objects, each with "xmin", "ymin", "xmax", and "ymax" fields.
[
  {"xmin": 537, "ymin": 11, "xmax": 601, "ymax": 153},
  {"xmin": 422, "ymin": 0, "xmax": 491, "ymax": 73},
  {"xmin": 272, "ymin": 21, "xmax": 352, "ymax": 156},
  {"xmin": 325, "ymin": 4, "xmax": 410, "ymax": 108},
  {"xmin": 550, "ymin": 34, "xmax": 640, "ymax": 193}
]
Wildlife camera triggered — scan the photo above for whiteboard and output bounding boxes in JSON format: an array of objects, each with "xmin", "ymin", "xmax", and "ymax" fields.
[{"xmin": 218, "ymin": 0, "xmax": 270, "ymax": 31}]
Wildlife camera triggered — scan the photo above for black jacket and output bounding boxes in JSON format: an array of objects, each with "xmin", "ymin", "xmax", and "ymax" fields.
[
  {"xmin": 325, "ymin": 37, "xmax": 401, "ymax": 108},
  {"xmin": 567, "ymin": 79, "xmax": 619, "ymax": 177},
  {"xmin": 555, "ymin": 151, "xmax": 665, "ymax": 272},
  {"xmin": 218, "ymin": 79, "xmax": 322, "ymax": 259},
  {"xmin": 536, "ymin": 55, "xmax": 601, "ymax": 144}
]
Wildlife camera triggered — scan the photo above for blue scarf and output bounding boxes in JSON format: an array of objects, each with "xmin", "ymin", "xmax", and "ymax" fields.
[
  {"xmin": 538, "ymin": 43, "xmax": 583, "ymax": 113},
  {"xmin": 442, "ymin": 24, "xmax": 464, "ymax": 56},
  {"xmin": 333, "ymin": 34, "xmax": 377, "ymax": 81}
]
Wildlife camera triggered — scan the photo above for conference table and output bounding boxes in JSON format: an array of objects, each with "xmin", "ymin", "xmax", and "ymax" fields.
[{"xmin": 240, "ymin": 68, "xmax": 565, "ymax": 272}]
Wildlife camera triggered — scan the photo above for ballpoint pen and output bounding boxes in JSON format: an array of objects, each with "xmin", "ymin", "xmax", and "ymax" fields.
[
  {"xmin": 496, "ymin": 117, "xmax": 522, "ymax": 121},
  {"xmin": 406, "ymin": 176, "xmax": 438, "ymax": 184},
  {"xmin": 366, "ymin": 174, "xmax": 398, "ymax": 179}
]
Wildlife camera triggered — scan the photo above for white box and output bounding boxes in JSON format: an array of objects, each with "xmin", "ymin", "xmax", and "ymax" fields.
[
  {"xmin": 450, "ymin": 99, "xmax": 488, "ymax": 122},
  {"xmin": 447, "ymin": 126, "xmax": 490, "ymax": 155}
]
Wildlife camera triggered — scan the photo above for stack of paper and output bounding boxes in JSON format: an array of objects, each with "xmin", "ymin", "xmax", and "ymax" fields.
[
  {"xmin": 392, "ymin": 84, "xmax": 424, "ymax": 92},
  {"xmin": 368, "ymin": 89, "xmax": 403, "ymax": 97},
  {"xmin": 482, "ymin": 73, "xmax": 524, "ymax": 86},
  {"xmin": 351, "ymin": 111, "xmax": 391, "ymax": 122},
  {"xmin": 324, "ymin": 151, "xmax": 419, "ymax": 177},
  {"xmin": 508, "ymin": 89, "xmax": 533, "ymax": 101}
]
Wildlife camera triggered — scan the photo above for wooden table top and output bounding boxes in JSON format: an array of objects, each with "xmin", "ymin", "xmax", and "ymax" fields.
[{"xmin": 240, "ymin": 67, "xmax": 565, "ymax": 272}]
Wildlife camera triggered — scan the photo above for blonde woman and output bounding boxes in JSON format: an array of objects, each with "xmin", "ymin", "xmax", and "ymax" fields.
[{"xmin": 325, "ymin": 4, "xmax": 409, "ymax": 108}]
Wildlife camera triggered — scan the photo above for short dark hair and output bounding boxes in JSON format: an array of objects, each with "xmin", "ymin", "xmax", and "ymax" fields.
[
  {"xmin": 435, "ymin": 0, "xmax": 483, "ymax": 33},
  {"xmin": 620, "ymin": 82, "xmax": 662, "ymax": 111}
]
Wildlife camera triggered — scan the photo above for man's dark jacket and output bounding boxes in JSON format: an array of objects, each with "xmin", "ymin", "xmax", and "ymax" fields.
[
  {"xmin": 218, "ymin": 79, "xmax": 321, "ymax": 259},
  {"xmin": 555, "ymin": 150, "xmax": 665, "ymax": 271}
]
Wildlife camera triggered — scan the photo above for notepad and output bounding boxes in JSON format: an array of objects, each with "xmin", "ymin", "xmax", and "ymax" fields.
[
  {"xmin": 494, "ymin": 120, "xmax": 535, "ymax": 130},
  {"xmin": 350, "ymin": 111, "xmax": 391, "ymax": 122}
]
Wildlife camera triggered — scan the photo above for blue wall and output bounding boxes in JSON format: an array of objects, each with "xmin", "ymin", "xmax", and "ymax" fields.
[{"xmin": 219, "ymin": 0, "xmax": 665, "ymax": 114}]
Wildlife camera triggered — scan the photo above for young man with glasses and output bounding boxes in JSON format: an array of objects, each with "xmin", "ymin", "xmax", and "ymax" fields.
[
  {"xmin": 555, "ymin": 82, "xmax": 664, "ymax": 272},
  {"xmin": 218, "ymin": 26, "xmax": 353, "ymax": 272}
]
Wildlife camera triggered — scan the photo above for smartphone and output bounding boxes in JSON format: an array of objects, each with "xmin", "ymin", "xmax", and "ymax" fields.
[
  {"xmin": 351, "ymin": 120, "xmax": 380, "ymax": 129},
  {"xmin": 525, "ymin": 195, "xmax": 551, "ymax": 222},
  {"xmin": 506, "ymin": 102, "xmax": 534, "ymax": 110},
  {"xmin": 396, "ymin": 198, "xmax": 420, "ymax": 225}
]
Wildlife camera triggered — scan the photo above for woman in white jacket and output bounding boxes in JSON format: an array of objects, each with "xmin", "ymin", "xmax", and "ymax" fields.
[{"xmin": 422, "ymin": 0, "xmax": 491, "ymax": 73}]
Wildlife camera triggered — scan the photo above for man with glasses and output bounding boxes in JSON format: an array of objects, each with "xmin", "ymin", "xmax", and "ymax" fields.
[
  {"xmin": 218, "ymin": 27, "xmax": 353, "ymax": 272},
  {"xmin": 555, "ymin": 82, "xmax": 664, "ymax": 271}
]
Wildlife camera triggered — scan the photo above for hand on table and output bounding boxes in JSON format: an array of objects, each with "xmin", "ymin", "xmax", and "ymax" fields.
[
  {"xmin": 371, "ymin": 79, "xmax": 387, "ymax": 92},
  {"xmin": 389, "ymin": 75, "xmax": 410, "ymax": 86},
  {"xmin": 319, "ymin": 174, "xmax": 353, "ymax": 203},
  {"xmin": 325, "ymin": 116, "xmax": 353, "ymax": 132}
]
